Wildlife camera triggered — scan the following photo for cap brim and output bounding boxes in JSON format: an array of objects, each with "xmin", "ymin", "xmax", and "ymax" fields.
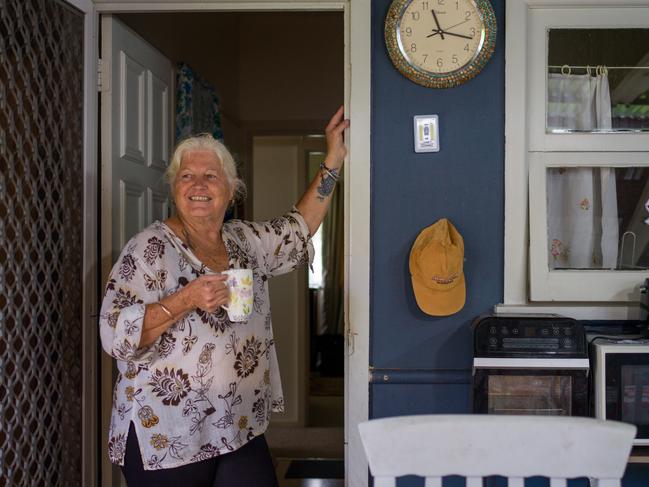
[{"xmin": 411, "ymin": 274, "xmax": 466, "ymax": 316}]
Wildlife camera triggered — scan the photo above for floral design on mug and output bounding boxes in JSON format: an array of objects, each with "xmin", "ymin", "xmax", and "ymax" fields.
[{"xmin": 222, "ymin": 270, "xmax": 254, "ymax": 321}]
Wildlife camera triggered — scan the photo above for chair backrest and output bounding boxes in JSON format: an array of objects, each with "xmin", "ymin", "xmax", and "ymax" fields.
[{"xmin": 358, "ymin": 415, "xmax": 636, "ymax": 487}]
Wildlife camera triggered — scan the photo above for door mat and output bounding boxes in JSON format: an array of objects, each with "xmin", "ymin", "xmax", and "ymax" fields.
[{"xmin": 284, "ymin": 459, "xmax": 344, "ymax": 479}]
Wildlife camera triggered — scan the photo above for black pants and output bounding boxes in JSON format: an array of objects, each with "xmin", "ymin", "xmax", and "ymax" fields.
[{"xmin": 121, "ymin": 423, "xmax": 279, "ymax": 487}]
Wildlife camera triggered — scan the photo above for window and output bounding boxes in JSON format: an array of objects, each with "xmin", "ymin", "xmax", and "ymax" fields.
[
  {"xmin": 529, "ymin": 153, "xmax": 649, "ymax": 301},
  {"xmin": 504, "ymin": 1, "xmax": 649, "ymax": 312},
  {"xmin": 527, "ymin": 6, "xmax": 649, "ymax": 153}
]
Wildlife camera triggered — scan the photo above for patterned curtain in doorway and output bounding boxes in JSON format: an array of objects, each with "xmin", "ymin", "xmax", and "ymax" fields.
[
  {"xmin": 175, "ymin": 63, "xmax": 224, "ymax": 142},
  {"xmin": 0, "ymin": 0, "xmax": 84, "ymax": 485}
]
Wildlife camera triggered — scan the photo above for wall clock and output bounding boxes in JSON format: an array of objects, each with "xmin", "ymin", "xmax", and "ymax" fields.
[{"xmin": 385, "ymin": 0, "xmax": 497, "ymax": 88}]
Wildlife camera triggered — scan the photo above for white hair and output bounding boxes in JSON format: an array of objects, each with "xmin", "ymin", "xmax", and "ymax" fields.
[{"xmin": 165, "ymin": 134, "xmax": 246, "ymax": 202}]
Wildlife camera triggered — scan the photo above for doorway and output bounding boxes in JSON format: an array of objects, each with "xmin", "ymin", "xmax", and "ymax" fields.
[
  {"xmin": 251, "ymin": 134, "xmax": 346, "ymax": 480},
  {"xmin": 102, "ymin": 10, "xmax": 345, "ymax": 486}
]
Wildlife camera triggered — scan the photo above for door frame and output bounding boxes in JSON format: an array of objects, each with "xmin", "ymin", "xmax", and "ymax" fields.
[
  {"xmin": 81, "ymin": 1, "xmax": 371, "ymax": 486},
  {"xmin": 62, "ymin": 1, "xmax": 99, "ymax": 486}
]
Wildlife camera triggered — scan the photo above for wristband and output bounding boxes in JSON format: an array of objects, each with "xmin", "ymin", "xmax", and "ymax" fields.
[
  {"xmin": 158, "ymin": 302, "xmax": 174, "ymax": 320},
  {"xmin": 319, "ymin": 162, "xmax": 340, "ymax": 182}
]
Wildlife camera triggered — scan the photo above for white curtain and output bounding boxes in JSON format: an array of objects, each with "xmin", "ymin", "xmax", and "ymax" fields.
[{"xmin": 546, "ymin": 73, "xmax": 618, "ymax": 269}]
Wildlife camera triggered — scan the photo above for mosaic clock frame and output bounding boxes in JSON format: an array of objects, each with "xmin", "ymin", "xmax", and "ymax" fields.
[{"xmin": 385, "ymin": 0, "xmax": 497, "ymax": 89}]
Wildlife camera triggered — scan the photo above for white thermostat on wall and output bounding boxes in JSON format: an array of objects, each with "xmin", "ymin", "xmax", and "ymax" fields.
[{"xmin": 413, "ymin": 115, "xmax": 439, "ymax": 153}]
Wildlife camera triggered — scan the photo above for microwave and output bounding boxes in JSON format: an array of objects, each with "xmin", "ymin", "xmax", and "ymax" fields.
[{"xmin": 591, "ymin": 337, "xmax": 649, "ymax": 445}]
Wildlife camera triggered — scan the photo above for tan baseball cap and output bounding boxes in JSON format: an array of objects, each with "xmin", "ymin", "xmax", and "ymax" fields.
[{"xmin": 409, "ymin": 218, "xmax": 465, "ymax": 316}]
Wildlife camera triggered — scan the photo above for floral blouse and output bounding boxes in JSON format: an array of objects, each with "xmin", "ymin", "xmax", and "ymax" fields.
[{"xmin": 99, "ymin": 208, "xmax": 313, "ymax": 470}]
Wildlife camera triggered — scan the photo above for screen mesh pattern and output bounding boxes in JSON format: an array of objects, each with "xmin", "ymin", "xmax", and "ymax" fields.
[{"xmin": 0, "ymin": 0, "xmax": 84, "ymax": 485}]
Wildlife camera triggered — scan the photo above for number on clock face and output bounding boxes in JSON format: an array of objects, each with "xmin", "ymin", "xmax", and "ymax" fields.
[{"xmin": 398, "ymin": 0, "xmax": 484, "ymax": 73}]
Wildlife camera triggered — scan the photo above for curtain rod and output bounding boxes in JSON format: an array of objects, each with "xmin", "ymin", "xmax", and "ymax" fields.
[{"xmin": 548, "ymin": 65, "xmax": 649, "ymax": 70}]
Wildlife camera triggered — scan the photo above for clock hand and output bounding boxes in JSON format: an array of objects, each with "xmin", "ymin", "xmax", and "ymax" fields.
[
  {"xmin": 443, "ymin": 19, "xmax": 469, "ymax": 32},
  {"xmin": 427, "ymin": 30, "xmax": 442, "ymax": 38},
  {"xmin": 431, "ymin": 9, "xmax": 445, "ymax": 40},
  {"xmin": 441, "ymin": 31, "xmax": 474, "ymax": 40}
]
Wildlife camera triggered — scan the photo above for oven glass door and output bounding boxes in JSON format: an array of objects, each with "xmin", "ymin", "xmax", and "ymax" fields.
[
  {"xmin": 489, "ymin": 375, "xmax": 571, "ymax": 415},
  {"xmin": 606, "ymin": 353, "xmax": 649, "ymax": 438},
  {"xmin": 474, "ymin": 369, "xmax": 588, "ymax": 416}
]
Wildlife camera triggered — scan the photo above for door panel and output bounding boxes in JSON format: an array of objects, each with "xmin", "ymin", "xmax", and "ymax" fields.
[
  {"xmin": 102, "ymin": 14, "xmax": 173, "ymax": 262},
  {"xmin": 119, "ymin": 180, "xmax": 146, "ymax": 250},
  {"xmin": 149, "ymin": 72, "xmax": 170, "ymax": 169},
  {"xmin": 148, "ymin": 188, "xmax": 170, "ymax": 223},
  {"xmin": 100, "ymin": 15, "xmax": 173, "ymax": 485},
  {"xmin": 121, "ymin": 53, "xmax": 147, "ymax": 164}
]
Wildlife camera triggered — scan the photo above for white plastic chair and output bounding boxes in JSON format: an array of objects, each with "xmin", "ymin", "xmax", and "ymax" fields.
[{"xmin": 359, "ymin": 415, "xmax": 636, "ymax": 487}]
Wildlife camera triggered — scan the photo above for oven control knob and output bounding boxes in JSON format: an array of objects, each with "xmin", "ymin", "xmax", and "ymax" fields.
[
  {"xmin": 563, "ymin": 328, "xmax": 572, "ymax": 336},
  {"xmin": 500, "ymin": 327, "xmax": 509, "ymax": 336},
  {"xmin": 488, "ymin": 337, "xmax": 498, "ymax": 347}
]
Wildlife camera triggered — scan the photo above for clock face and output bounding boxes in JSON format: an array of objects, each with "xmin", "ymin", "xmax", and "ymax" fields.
[
  {"xmin": 398, "ymin": 0, "xmax": 485, "ymax": 74},
  {"xmin": 385, "ymin": 0, "xmax": 496, "ymax": 88}
]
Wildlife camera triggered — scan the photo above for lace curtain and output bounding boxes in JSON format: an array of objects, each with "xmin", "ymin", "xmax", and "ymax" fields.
[{"xmin": 546, "ymin": 73, "xmax": 619, "ymax": 269}]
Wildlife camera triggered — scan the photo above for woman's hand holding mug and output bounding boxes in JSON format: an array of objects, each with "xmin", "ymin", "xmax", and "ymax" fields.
[
  {"xmin": 180, "ymin": 271, "xmax": 254, "ymax": 321},
  {"xmin": 183, "ymin": 274, "xmax": 230, "ymax": 313}
]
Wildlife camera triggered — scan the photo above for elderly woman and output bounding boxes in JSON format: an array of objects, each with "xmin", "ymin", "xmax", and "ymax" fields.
[{"xmin": 100, "ymin": 107, "xmax": 349, "ymax": 486}]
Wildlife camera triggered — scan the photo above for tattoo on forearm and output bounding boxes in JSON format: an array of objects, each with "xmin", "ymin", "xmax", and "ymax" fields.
[{"xmin": 316, "ymin": 172, "xmax": 337, "ymax": 202}]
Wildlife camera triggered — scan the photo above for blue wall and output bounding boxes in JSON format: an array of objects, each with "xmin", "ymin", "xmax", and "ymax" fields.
[
  {"xmin": 368, "ymin": 1, "xmax": 645, "ymax": 486},
  {"xmin": 370, "ymin": 0, "xmax": 505, "ymax": 414}
]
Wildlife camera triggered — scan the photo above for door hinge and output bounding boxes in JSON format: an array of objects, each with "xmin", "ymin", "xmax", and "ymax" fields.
[{"xmin": 97, "ymin": 58, "xmax": 110, "ymax": 92}]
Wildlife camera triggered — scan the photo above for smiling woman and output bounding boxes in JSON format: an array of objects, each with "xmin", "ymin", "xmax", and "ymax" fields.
[{"xmin": 99, "ymin": 108, "xmax": 348, "ymax": 487}]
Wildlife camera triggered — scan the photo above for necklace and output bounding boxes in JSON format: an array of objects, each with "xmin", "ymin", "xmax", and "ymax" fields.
[{"xmin": 181, "ymin": 224, "xmax": 229, "ymax": 272}]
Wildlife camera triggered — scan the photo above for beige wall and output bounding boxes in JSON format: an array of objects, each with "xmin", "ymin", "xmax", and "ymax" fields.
[
  {"xmin": 252, "ymin": 136, "xmax": 308, "ymax": 426},
  {"xmin": 236, "ymin": 12, "xmax": 343, "ymax": 122}
]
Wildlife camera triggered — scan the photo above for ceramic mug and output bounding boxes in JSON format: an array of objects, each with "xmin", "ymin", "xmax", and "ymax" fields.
[{"xmin": 221, "ymin": 269, "xmax": 254, "ymax": 322}]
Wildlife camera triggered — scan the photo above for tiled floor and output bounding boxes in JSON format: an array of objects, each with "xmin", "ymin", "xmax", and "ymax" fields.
[{"xmin": 275, "ymin": 459, "xmax": 345, "ymax": 487}]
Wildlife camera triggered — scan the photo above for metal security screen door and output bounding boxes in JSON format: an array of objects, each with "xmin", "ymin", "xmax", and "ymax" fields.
[{"xmin": 0, "ymin": 0, "xmax": 84, "ymax": 485}]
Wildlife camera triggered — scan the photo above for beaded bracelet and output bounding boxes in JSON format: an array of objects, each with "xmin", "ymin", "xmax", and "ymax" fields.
[
  {"xmin": 158, "ymin": 302, "xmax": 174, "ymax": 320},
  {"xmin": 319, "ymin": 162, "xmax": 340, "ymax": 182}
]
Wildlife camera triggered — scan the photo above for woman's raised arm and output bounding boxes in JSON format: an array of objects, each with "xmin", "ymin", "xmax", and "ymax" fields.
[{"xmin": 296, "ymin": 105, "xmax": 349, "ymax": 235}]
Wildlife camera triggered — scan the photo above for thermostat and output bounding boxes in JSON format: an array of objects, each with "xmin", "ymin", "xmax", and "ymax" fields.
[{"xmin": 413, "ymin": 115, "xmax": 439, "ymax": 153}]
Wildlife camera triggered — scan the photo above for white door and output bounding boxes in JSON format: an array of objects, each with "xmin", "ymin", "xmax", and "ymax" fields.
[
  {"xmin": 100, "ymin": 14, "xmax": 174, "ymax": 487},
  {"xmin": 252, "ymin": 136, "xmax": 309, "ymax": 427}
]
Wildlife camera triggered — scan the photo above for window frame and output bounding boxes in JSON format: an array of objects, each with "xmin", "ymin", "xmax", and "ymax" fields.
[
  {"xmin": 501, "ymin": 0, "xmax": 649, "ymax": 318},
  {"xmin": 528, "ymin": 7, "xmax": 649, "ymax": 152},
  {"xmin": 529, "ymin": 152, "xmax": 649, "ymax": 302}
]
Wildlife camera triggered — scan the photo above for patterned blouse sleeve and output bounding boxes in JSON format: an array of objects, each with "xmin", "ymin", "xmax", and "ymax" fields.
[
  {"xmin": 245, "ymin": 207, "xmax": 314, "ymax": 278},
  {"xmin": 99, "ymin": 231, "xmax": 167, "ymax": 364}
]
